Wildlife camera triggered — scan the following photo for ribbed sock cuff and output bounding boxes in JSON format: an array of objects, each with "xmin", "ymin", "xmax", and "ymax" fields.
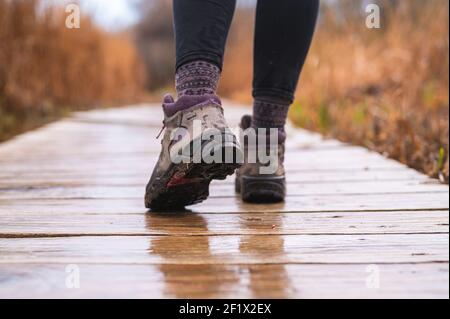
[
  {"xmin": 252, "ymin": 98, "xmax": 291, "ymax": 129},
  {"xmin": 175, "ymin": 60, "xmax": 220, "ymax": 98}
]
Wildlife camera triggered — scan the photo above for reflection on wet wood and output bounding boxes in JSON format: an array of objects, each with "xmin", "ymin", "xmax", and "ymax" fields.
[
  {"xmin": 0, "ymin": 264, "xmax": 447, "ymax": 299},
  {"xmin": 0, "ymin": 104, "xmax": 448, "ymax": 298},
  {"xmin": 1, "ymin": 234, "xmax": 448, "ymax": 264}
]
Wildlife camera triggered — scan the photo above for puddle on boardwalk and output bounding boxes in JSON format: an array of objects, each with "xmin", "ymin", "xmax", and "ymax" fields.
[{"xmin": 146, "ymin": 210, "xmax": 294, "ymax": 298}]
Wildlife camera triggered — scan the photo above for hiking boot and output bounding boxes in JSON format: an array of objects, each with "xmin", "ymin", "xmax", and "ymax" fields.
[
  {"xmin": 235, "ymin": 115, "xmax": 286, "ymax": 203},
  {"xmin": 145, "ymin": 94, "xmax": 243, "ymax": 210}
]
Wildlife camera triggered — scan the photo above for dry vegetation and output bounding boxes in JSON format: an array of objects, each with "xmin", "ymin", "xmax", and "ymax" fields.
[
  {"xmin": 0, "ymin": 0, "xmax": 144, "ymax": 141},
  {"xmin": 221, "ymin": 0, "xmax": 449, "ymax": 182},
  {"xmin": 293, "ymin": 0, "xmax": 449, "ymax": 183},
  {"xmin": 1, "ymin": 0, "xmax": 448, "ymax": 183}
]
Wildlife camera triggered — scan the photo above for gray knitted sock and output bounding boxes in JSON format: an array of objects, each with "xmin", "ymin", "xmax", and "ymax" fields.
[{"xmin": 175, "ymin": 61, "xmax": 220, "ymax": 98}]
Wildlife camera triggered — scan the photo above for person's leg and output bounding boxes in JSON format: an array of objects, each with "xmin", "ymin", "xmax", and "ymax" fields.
[
  {"xmin": 173, "ymin": 0, "xmax": 236, "ymax": 98},
  {"xmin": 237, "ymin": 0, "xmax": 319, "ymax": 203},
  {"xmin": 146, "ymin": 0, "xmax": 241, "ymax": 210},
  {"xmin": 252, "ymin": 0, "xmax": 320, "ymax": 131}
]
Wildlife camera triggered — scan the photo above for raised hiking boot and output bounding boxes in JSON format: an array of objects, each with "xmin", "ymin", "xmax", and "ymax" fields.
[
  {"xmin": 235, "ymin": 115, "xmax": 286, "ymax": 203},
  {"xmin": 145, "ymin": 94, "xmax": 243, "ymax": 210}
]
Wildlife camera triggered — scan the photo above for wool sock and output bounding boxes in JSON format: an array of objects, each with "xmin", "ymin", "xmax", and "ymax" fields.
[
  {"xmin": 175, "ymin": 61, "xmax": 220, "ymax": 98},
  {"xmin": 252, "ymin": 97, "xmax": 290, "ymax": 131}
]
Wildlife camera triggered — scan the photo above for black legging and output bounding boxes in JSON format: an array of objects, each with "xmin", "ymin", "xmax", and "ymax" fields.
[{"xmin": 173, "ymin": 0, "xmax": 319, "ymax": 103}]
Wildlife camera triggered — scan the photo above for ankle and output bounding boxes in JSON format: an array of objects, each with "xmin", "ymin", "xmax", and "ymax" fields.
[{"xmin": 175, "ymin": 60, "xmax": 220, "ymax": 98}]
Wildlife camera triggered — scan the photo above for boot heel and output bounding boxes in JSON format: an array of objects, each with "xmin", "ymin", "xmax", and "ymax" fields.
[{"xmin": 241, "ymin": 175, "xmax": 286, "ymax": 203}]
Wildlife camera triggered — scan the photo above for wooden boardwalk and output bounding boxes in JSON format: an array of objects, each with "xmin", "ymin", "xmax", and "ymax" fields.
[{"xmin": 0, "ymin": 103, "xmax": 448, "ymax": 299}]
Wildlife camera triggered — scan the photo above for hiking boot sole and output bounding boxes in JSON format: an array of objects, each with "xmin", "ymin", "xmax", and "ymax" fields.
[
  {"xmin": 237, "ymin": 175, "xmax": 286, "ymax": 203},
  {"xmin": 146, "ymin": 136, "xmax": 242, "ymax": 211}
]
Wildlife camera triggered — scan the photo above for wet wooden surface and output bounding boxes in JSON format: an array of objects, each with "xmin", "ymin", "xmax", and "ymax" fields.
[{"xmin": 0, "ymin": 103, "xmax": 448, "ymax": 299}]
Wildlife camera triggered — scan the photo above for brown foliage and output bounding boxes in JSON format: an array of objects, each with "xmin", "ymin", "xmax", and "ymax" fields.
[
  {"xmin": 135, "ymin": 0, "xmax": 174, "ymax": 90},
  {"xmin": 292, "ymin": 0, "xmax": 450, "ymax": 182},
  {"xmin": 219, "ymin": 1, "xmax": 450, "ymax": 182},
  {"xmin": 2, "ymin": 0, "xmax": 448, "ymax": 183},
  {"xmin": 0, "ymin": 0, "xmax": 145, "ymax": 141}
]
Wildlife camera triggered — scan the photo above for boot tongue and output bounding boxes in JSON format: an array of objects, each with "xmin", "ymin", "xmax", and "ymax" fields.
[
  {"xmin": 240, "ymin": 115, "xmax": 252, "ymax": 130},
  {"xmin": 163, "ymin": 94, "xmax": 175, "ymax": 104},
  {"xmin": 162, "ymin": 94, "xmax": 221, "ymax": 117},
  {"xmin": 161, "ymin": 94, "xmax": 176, "ymax": 117}
]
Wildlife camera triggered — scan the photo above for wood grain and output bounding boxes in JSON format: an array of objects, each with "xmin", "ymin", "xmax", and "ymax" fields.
[
  {"xmin": 0, "ymin": 211, "xmax": 447, "ymax": 237},
  {"xmin": 0, "ymin": 192, "xmax": 447, "ymax": 214},
  {"xmin": 0, "ymin": 180, "xmax": 446, "ymax": 200}
]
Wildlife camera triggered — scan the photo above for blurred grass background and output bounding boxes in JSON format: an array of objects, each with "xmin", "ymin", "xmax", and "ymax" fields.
[
  {"xmin": 0, "ymin": 0, "xmax": 448, "ymax": 182},
  {"xmin": 0, "ymin": 0, "xmax": 144, "ymax": 141}
]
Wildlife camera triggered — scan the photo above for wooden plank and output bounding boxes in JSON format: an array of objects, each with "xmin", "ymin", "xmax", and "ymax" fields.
[
  {"xmin": 0, "ymin": 180, "xmax": 447, "ymax": 201},
  {"xmin": 0, "ymin": 165, "xmax": 407, "ymax": 177},
  {"xmin": 0, "ymin": 162, "xmax": 408, "ymax": 180},
  {"xmin": 0, "ymin": 234, "xmax": 448, "ymax": 264},
  {"xmin": 0, "ymin": 263, "xmax": 447, "ymax": 299},
  {"xmin": 0, "ymin": 211, "xmax": 447, "ymax": 237},
  {"xmin": 0, "ymin": 143, "xmax": 397, "ymax": 159},
  {"xmin": 0, "ymin": 133, "xmax": 349, "ymax": 159},
  {"xmin": 189, "ymin": 193, "xmax": 449, "ymax": 213},
  {"xmin": 0, "ymin": 167, "xmax": 413, "ymax": 185},
  {"xmin": 0, "ymin": 169, "xmax": 435, "ymax": 189},
  {"xmin": 1, "ymin": 192, "xmax": 447, "ymax": 214},
  {"xmin": 0, "ymin": 155, "xmax": 406, "ymax": 174}
]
